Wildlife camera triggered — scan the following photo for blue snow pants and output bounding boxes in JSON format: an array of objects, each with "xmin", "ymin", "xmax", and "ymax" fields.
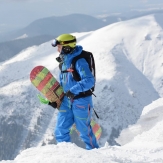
[{"xmin": 54, "ymin": 96, "xmax": 99, "ymax": 150}]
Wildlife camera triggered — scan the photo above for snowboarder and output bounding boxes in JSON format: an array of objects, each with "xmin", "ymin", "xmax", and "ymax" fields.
[{"xmin": 38, "ymin": 34, "xmax": 99, "ymax": 150}]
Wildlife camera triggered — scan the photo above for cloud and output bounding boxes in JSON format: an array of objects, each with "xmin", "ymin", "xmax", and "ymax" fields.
[
  {"xmin": 0, "ymin": 24, "xmax": 6, "ymax": 27},
  {"xmin": 141, "ymin": 0, "xmax": 148, "ymax": 2}
]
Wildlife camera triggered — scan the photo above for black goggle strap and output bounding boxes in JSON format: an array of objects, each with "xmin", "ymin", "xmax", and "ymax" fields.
[{"xmin": 59, "ymin": 38, "xmax": 76, "ymax": 45}]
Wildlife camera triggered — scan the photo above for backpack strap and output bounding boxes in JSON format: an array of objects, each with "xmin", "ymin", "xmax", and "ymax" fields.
[
  {"xmin": 59, "ymin": 50, "xmax": 96, "ymax": 99},
  {"xmin": 71, "ymin": 50, "xmax": 96, "ymax": 84},
  {"xmin": 73, "ymin": 90, "xmax": 93, "ymax": 99}
]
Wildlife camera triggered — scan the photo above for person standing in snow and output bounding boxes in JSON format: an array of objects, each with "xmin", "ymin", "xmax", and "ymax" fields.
[{"xmin": 38, "ymin": 34, "xmax": 99, "ymax": 150}]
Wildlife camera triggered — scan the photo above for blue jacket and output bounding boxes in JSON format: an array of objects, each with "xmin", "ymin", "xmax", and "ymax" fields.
[
  {"xmin": 56, "ymin": 46, "xmax": 99, "ymax": 149},
  {"xmin": 59, "ymin": 45, "xmax": 95, "ymax": 96}
]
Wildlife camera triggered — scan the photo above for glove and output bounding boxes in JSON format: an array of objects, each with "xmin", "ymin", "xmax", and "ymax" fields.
[
  {"xmin": 37, "ymin": 94, "xmax": 49, "ymax": 104},
  {"xmin": 49, "ymin": 102, "xmax": 57, "ymax": 109},
  {"xmin": 37, "ymin": 95, "xmax": 57, "ymax": 109},
  {"xmin": 66, "ymin": 90, "xmax": 75, "ymax": 99}
]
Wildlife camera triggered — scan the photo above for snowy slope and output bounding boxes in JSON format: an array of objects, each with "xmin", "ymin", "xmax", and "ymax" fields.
[
  {"xmin": 0, "ymin": 14, "xmax": 163, "ymax": 160},
  {"xmin": 1, "ymin": 98, "xmax": 163, "ymax": 163},
  {"xmin": 117, "ymin": 98, "xmax": 163, "ymax": 147}
]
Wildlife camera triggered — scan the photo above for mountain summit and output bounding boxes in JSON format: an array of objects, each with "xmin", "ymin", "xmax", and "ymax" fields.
[{"xmin": 0, "ymin": 13, "xmax": 163, "ymax": 161}]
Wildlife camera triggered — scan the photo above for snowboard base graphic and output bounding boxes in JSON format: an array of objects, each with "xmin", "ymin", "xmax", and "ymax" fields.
[
  {"xmin": 70, "ymin": 119, "xmax": 102, "ymax": 140},
  {"xmin": 30, "ymin": 65, "xmax": 64, "ymax": 109}
]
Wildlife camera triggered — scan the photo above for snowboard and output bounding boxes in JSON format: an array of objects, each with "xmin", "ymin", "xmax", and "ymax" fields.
[
  {"xmin": 70, "ymin": 119, "xmax": 102, "ymax": 140},
  {"xmin": 30, "ymin": 65, "xmax": 64, "ymax": 109}
]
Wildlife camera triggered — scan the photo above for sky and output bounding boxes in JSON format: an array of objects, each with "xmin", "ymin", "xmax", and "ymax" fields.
[
  {"xmin": 0, "ymin": 12, "xmax": 163, "ymax": 161},
  {"xmin": 0, "ymin": 0, "xmax": 163, "ymax": 33}
]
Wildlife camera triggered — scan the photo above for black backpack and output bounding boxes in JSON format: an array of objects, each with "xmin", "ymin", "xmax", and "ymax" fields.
[
  {"xmin": 57, "ymin": 50, "xmax": 96, "ymax": 98},
  {"xmin": 70, "ymin": 50, "xmax": 96, "ymax": 92}
]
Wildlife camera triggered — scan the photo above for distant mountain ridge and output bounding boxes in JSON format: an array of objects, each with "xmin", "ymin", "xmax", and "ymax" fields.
[
  {"xmin": 0, "ymin": 35, "xmax": 55, "ymax": 62},
  {"xmin": 0, "ymin": 13, "xmax": 122, "ymax": 62},
  {"xmin": 0, "ymin": 14, "xmax": 111, "ymax": 43}
]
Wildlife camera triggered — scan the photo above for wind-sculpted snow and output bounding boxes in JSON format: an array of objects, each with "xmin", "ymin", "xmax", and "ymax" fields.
[
  {"xmin": 1, "ymin": 98, "xmax": 163, "ymax": 162},
  {"xmin": 0, "ymin": 14, "xmax": 163, "ymax": 161},
  {"xmin": 117, "ymin": 98, "xmax": 163, "ymax": 147},
  {"xmin": 1, "ymin": 141, "xmax": 163, "ymax": 163}
]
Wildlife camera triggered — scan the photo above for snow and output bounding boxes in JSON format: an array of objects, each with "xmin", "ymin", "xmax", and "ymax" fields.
[
  {"xmin": 117, "ymin": 98, "xmax": 163, "ymax": 147},
  {"xmin": 14, "ymin": 34, "xmax": 28, "ymax": 40},
  {"xmin": 2, "ymin": 98, "xmax": 163, "ymax": 163},
  {"xmin": 0, "ymin": 13, "xmax": 163, "ymax": 162}
]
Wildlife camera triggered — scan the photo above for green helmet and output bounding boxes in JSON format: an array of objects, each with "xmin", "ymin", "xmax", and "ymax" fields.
[{"xmin": 56, "ymin": 34, "xmax": 76, "ymax": 48}]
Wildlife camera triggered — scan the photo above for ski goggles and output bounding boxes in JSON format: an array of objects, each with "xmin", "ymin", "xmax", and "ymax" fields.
[{"xmin": 51, "ymin": 38, "xmax": 76, "ymax": 47}]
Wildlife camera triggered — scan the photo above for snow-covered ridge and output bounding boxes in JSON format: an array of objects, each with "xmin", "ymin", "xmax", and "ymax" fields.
[
  {"xmin": 117, "ymin": 98, "xmax": 163, "ymax": 146},
  {"xmin": 14, "ymin": 34, "xmax": 28, "ymax": 40},
  {"xmin": 1, "ymin": 98, "xmax": 163, "ymax": 163},
  {"xmin": 0, "ymin": 14, "xmax": 163, "ymax": 161}
]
